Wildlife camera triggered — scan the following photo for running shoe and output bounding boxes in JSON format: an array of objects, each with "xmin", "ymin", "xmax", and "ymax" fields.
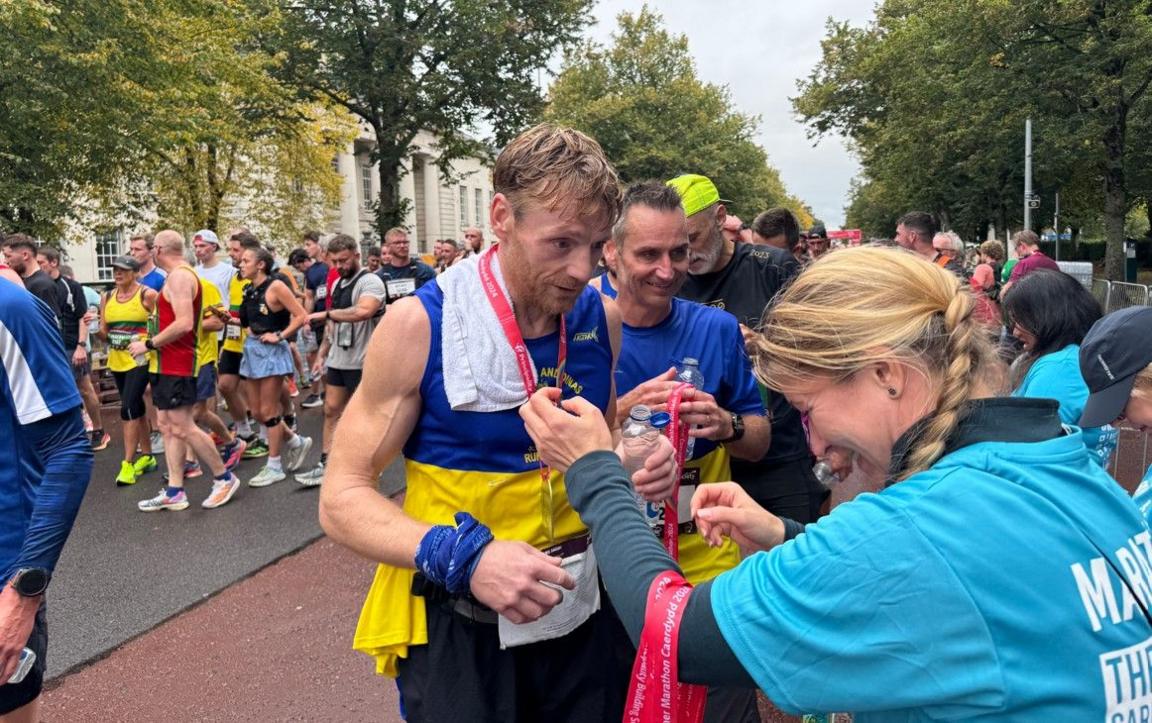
[
  {"xmin": 133, "ymin": 454, "xmax": 158, "ymax": 475},
  {"xmin": 301, "ymin": 393, "xmax": 323, "ymax": 409},
  {"xmin": 243, "ymin": 439, "xmax": 269, "ymax": 459},
  {"xmin": 282, "ymin": 435, "xmax": 313, "ymax": 472},
  {"xmin": 149, "ymin": 431, "xmax": 165, "ymax": 455},
  {"xmin": 220, "ymin": 438, "xmax": 248, "ymax": 470},
  {"xmin": 287, "ymin": 377, "xmax": 299, "ymax": 397},
  {"xmin": 248, "ymin": 465, "xmax": 286, "ymax": 487},
  {"xmin": 161, "ymin": 460, "xmax": 202, "ymax": 482},
  {"xmin": 116, "ymin": 460, "xmax": 137, "ymax": 487},
  {"xmin": 295, "ymin": 461, "xmax": 325, "ymax": 488},
  {"xmin": 137, "ymin": 489, "xmax": 189, "ymax": 512},
  {"xmin": 202, "ymin": 473, "xmax": 241, "ymax": 509},
  {"xmin": 90, "ymin": 429, "xmax": 111, "ymax": 451}
]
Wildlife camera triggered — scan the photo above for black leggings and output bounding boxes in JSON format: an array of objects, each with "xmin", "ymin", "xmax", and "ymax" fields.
[{"xmin": 112, "ymin": 366, "xmax": 149, "ymax": 421}]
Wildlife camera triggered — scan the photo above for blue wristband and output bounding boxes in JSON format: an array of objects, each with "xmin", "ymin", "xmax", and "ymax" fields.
[{"xmin": 413, "ymin": 512, "xmax": 494, "ymax": 595}]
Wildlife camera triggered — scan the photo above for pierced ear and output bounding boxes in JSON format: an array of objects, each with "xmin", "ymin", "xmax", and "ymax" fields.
[{"xmin": 870, "ymin": 360, "xmax": 907, "ymax": 396}]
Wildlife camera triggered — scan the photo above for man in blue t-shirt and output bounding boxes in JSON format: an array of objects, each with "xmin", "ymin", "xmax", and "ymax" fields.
[
  {"xmin": 377, "ymin": 227, "xmax": 436, "ymax": 304},
  {"xmin": 608, "ymin": 182, "xmax": 769, "ymax": 723},
  {"xmin": 0, "ymin": 279, "xmax": 93, "ymax": 720},
  {"xmin": 129, "ymin": 233, "xmax": 167, "ymax": 291}
]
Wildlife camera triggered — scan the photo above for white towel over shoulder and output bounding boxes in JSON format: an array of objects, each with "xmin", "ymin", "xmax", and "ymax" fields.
[{"xmin": 440, "ymin": 248, "xmax": 534, "ymax": 412}]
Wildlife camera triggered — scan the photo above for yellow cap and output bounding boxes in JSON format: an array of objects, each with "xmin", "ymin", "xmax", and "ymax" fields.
[{"xmin": 666, "ymin": 174, "xmax": 720, "ymax": 217}]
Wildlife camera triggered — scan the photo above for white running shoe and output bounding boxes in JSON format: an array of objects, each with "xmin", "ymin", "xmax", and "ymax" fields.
[
  {"xmin": 149, "ymin": 431, "xmax": 165, "ymax": 456},
  {"xmin": 248, "ymin": 465, "xmax": 286, "ymax": 488},
  {"xmin": 282, "ymin": 435, "xmax": 313, "ymax": 472},
  {"xmin": 296, "ymin": 461, "xmax": 325, "ymax": 488},
  {"xmin": 202, "ymin": 473, "xmax": 241, "ymax": 508},
  {"xmin": 137, "ymin": 489, "xmax": 189, "ymax": 512}
]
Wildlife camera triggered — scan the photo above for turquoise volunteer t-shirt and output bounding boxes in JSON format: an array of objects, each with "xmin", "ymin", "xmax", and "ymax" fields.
[
  {"xmin": 1012, "ymin": 344, "xmax": 1117, "ymax": 466},
  {"xmin": 711, "ymin": 429, "xmax": 1152, "ymax": 720},
  {"xmin": 1133, "ymin": 467, "xmax": 1152, "ymax": 528}
]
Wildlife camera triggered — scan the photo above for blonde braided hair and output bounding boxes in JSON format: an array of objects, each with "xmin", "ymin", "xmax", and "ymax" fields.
[{"xmin": 751, "ymin": 246, "xmax": 996, "ymax": 480}]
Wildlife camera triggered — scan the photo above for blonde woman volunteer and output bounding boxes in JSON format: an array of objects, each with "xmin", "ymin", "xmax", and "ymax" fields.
[{"xmin": 522, "ymin": 246, "xmax": 1151, "ymax": 721}]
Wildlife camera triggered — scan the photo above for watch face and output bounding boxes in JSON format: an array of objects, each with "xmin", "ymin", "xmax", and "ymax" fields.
[{"xmin": 13, "ymin": 568, "xmax": 48, "ymax": 596}]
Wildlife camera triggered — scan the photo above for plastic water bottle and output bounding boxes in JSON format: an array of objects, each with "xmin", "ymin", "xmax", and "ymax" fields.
[
  {"xmin": 622, "ymin": 405, "xmax": 661, "ymax": 476},
  {"xmin": 622, "ymin": 406, "xmax": 669, "ymax": 534},
  {"xmin": 133, "ymin": 334, "xmax": 149, "ymax": 367},
  {"xmin": 812, "ymin": 460, "xmax": 841, "ymax": 489},
  {"xmin": 675, "ymin": 358, "xmax": 705, "ymax": 459}
]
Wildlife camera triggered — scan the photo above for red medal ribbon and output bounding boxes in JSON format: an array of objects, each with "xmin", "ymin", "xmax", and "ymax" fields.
[
  {"xmin": 661, "ymin": 382, "xmax": 693, "ymax": 560},
  {"xmin": 623, "ymin": 571, "xmax": 707, "ymax": 723},
  {"xmin": 478, "ymin": 247, "xmax": 567, "ymax": 539}
]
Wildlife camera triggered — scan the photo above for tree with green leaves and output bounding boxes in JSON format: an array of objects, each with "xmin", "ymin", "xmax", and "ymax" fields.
[
  {"xmin": 272, "ymin": 0, "xmax": 592, "ymax": 237},
  {"xmin": 795, "ymin": 0, "xmax": 1152, "ymax": 278},
  {"xmin": 2, "ymin": 0, "xmax": 350, "ymax": 244},
  {"xmin": 545, "ymin": 6, "xmax": 804, "ymax": 222},
  {"xmin": 0, "ymin": 0, "xmax": 161, "ymax": 236}
]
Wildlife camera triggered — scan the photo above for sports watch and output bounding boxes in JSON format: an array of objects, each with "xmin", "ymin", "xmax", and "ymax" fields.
[
  {"xmin": 718, "ymin": 413, "xmax": 745, "ymax": 443},
  {"xmin": 9, "ymin": 568, "xmax": 50, "ymax": 597}
]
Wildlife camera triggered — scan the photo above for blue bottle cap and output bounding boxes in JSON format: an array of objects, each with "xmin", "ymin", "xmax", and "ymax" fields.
[{"xmin": 650, "ymin": 412, "xmax": 671, "ymax": 429}]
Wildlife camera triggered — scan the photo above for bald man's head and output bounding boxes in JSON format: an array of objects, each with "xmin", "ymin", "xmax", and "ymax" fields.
[{"xmin": 153, "ymin": 229, "xmax": 186, "ymax": 270}]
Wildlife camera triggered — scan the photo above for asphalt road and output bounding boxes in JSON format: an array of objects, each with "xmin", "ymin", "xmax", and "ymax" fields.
[{"xmin": 45, "ymin": 403, "xmax": 405, "ymax": 679}]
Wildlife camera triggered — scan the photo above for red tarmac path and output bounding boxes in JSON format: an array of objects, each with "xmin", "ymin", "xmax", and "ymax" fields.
[{"xmin": 43, "ymin": 538, "xmax": 399, "ymax": 721}]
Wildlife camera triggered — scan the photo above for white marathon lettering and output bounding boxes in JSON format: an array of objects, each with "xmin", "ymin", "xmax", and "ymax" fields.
[
  {"xmin": 1073, "ymin": 532, "xmax": 1152, "ymax": 632},
  {"xmin": 1101, "ymin": 635, "xmax": 1152, "ymax": 722}
]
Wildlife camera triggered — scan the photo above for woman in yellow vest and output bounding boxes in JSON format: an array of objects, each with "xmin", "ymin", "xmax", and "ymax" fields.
[{"xmin": 99, "ymin": 255, "xmax": 158, "ymax": 486}]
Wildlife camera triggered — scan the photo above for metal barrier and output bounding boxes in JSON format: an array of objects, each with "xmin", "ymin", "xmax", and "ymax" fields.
[
  {"xmin": 1106, "ymin": 281, "xmax": 1149, "ymax": 312},
  {"xmin": 1057, "ymin": 261, "xmax": 1095, "ymax": 290},
  {"xmin": 1091, "ymin": 278, "xmax": 1112, "ymax": 310}
]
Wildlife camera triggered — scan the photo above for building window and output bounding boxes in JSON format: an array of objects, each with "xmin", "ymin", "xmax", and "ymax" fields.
[
  {"xmin": 459, "ymin": 186, "xmax": 468, "ymax": 229},
  {"xmin": 95, "ymin": 229, "xmax": 120, "ymax": 282},
  {"xmin": 475, "ymin": 188, "xmax": 484, "ymax": 228},
  {"xmin": 361, "ymin": 164, "xmax": 373, "ymax": 206}
]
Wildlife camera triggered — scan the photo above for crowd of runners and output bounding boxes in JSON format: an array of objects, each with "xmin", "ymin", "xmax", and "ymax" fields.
[{"xmin": 5, "ymin": 121, "xmax": 1152, "ymax": 722}]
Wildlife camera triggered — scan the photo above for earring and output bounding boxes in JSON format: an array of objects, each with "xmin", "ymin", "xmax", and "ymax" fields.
[{"xmin": 887, "ymin": 387, "xmax": 899, "ymax": 398}]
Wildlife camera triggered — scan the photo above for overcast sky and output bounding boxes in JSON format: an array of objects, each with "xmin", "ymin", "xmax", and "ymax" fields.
[{"xmin": 583, "ymin": 1, "xmax": 877, "ymax": 229}]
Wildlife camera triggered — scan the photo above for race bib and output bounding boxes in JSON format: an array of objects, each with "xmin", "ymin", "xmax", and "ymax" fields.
[
  {"xmin": 108, "ymin": 330, "xmax": 132, "ymax": 351},
  {"xmin": 226, "ymin": 323, "xmax": 241, "ymax": 340},
  {"xmin": 336, "ymin": 321, "xmax": 353, "ymax": 348},
  {"xmin": 497, "ymin": 542, "xmax": 600, "ymax": 648},
  {"xmin": 315, "ymin": 284, "xmax": 327, "ymax": 300},
  {"xmin": 385, "ymin": 277, "xmax": 416, "ymax": 299}
]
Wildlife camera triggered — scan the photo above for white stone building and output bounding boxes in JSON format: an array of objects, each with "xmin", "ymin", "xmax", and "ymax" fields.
[{"xmin": 63, "ymin": 128, "xmax": 495, "ymax": 284}]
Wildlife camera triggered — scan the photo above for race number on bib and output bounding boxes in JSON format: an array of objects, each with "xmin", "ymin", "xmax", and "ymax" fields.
[
  {"xmin": 385, "ymin": 277, "xmax": 416, "ymax": 299},
  {"xmin": 226, "ymin": 323, "xmax": 241, "ymax": 340},
  {"xmin": 108, "ymin": 331, "xmax": 132, "ymax": 350}
]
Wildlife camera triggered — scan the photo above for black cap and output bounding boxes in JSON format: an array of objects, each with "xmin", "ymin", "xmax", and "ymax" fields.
[
  {"xmin": 110, "ymin": 255, "xmax": 140, "ymax": 271},
  {"xmin": 808, "ymin": 222, "xmax": 828, "ymax": 239},
  {"xmin": 1078, "ymin": 306, "xmax": 1152, "ymax": 427}
]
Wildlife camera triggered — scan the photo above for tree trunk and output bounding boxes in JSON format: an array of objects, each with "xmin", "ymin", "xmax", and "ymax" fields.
[
  {"xmin": 374, "ymin": 141, "xmax": 412, "ymax": 239},
  {"xmin": 1103, "ymin": 111, "xmax": 1128, "ymax": 280}
]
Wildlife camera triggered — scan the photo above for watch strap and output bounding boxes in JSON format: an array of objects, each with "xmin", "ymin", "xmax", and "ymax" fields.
[{"xmin": 717, "ymin": 413, "xmax": 744, "ymax": 443}]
